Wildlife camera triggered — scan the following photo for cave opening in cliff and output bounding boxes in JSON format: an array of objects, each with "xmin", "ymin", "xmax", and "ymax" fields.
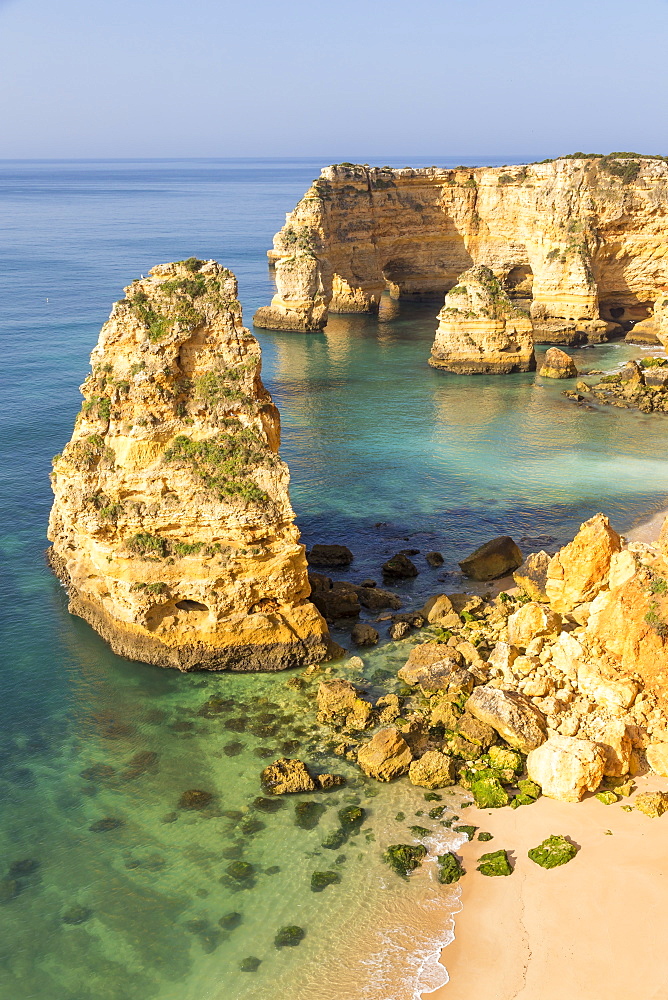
[{"xmin": 504, "ymin": 265, "xmax": 533, "ymax": 299}]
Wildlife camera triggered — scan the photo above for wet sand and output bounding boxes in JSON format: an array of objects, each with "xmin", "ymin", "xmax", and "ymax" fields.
[{"xmin": 428, "ymin": 775, "xmax": 668, "ymax": 1000}]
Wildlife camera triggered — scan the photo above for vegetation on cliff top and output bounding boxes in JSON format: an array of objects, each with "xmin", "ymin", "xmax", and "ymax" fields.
[{"xmin": 162, "ymin": 425, "xmax": 272, "ymax": 504}]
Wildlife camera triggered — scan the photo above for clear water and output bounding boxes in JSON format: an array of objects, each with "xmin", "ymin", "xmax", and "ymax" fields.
[{"xmin": 1, "ymin": 158, "xmax": 667, "ymax": 1000}]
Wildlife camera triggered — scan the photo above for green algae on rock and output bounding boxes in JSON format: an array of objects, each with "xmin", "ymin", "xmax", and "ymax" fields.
[
  {"xmin": 382, "ymin": 844, "xmax": 428, "ymax": 880},
  {"xmin": 310, "ymin": 870, "xmax": 342, "ymax": 892},
  {"xmin": 471, "ymin": 775, "xmax": 509, "ymax": 809},
  {"xmin": 274, "ymin": 925, "xmax": 306, "ymax": 948},
  {"xmin": 528, "ymin": 835, "xmax": 578, "ymax": 869},
  {"xmin": 437, "ymin": 853, "xmax": 465, "ymax": 884},
  {"xmin": 477, "ymin": 850, "xmax": 513, "ymax": 877}
]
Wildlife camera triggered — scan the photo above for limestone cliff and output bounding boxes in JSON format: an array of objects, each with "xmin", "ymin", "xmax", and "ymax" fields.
[
  {"xmin": 48, "ymin": 259, "xmax": 330, "ymax": 671},
  {"xmin": 429, "ymin": 265, "xmax": 535, "ymax": 373},
  {"xmin": 255, "ymin": 156, "xmax": 668, "ymax": 348}
]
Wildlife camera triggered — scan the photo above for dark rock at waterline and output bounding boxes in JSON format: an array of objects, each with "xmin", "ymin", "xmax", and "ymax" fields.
[
  {"xmin": 275, "ymin": 925, "xmax": 306, "ymax": 948},
  {"xmin": 239, "ymin": 956, "xmax": 262, "ymax": 972},
  {"xmin": 308, "ymin": 572, "xmax": 361, "ymax": 621},
  {"xmin": 89, "ymin": 817, "xmax": 125, "ymax": 832},
  {"xmin": 389, "ymin": 621, "xmax": 411, "ymax": 640},
  {"xmin": 360, "ymin": 579, "xmax": 377, "ymax": 588},
  {"xmin": 0, "ymin": 879, "xmax": 21, "ymax": 903},
  {"xmin": 308, "ymin": 544, "xmax": 354, "ymax": 567},
  {"xmin": 382, "ymin": 553, "xmax": 418, "ymax": 578},
  {"xmin": 8, "ymin": 859, "xmax": 40, "ymax": 878},
  {"xmin": 178, "ymin": 789, "xmax": 213, "ymax": 810},
  {"xmin": 62, "ymin": 905, "xmax": 93, "ymax": 925},
  {"xmin": 219, "ymin": 911, "xmax": 243, "ymax": 930},
  {"xmin": 459, "ymin": 535, "xmax": 523, "ymax": 581},
  {"xmin": 316, "ymin": 773, "xmax": 346, "ymax": 790},
  {"xmin": 426, "ymin": 551, "xmax": 444, "ymax": 567},
  {"xmin": 351, "ymin": 623, "xmax": 379, "ymax": 647}
]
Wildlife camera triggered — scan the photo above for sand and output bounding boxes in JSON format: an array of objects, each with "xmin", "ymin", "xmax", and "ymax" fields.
[{"xmin": 427, "ymin": 775, "xmax": 668, "ymax": 1000}]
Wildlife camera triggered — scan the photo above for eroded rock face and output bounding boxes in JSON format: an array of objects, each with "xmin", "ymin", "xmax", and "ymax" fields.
[
  {"xmin": 507, "ymin": 602, "xmax": 562, "ymax": 647},
  {"xmin": 429, "ymin": 265, "xmax": 535, "ymax": 374},
  {"xmin": 526, "ymin": 736, "xmax": 606, "ymax": 802},
  {"xmin": 256, "ymin": 158, "xmax": 668, "ymax": 340},
  {"xmin": 465, "ymin": 685, "xmax": 547, "ymax": 753},
  {"xmin": 546, "ymin": 514, "xmax": 622, "ymax": 613},
  {"xmin": 356, "ymin": 728, "xmax": 412, "ymax": 781},
  {"xmin": 513, "ymin": 550, "xmax": 551, "ymax": 601},
  {"xmin": 48, "ymin": 260, "xmax": 330, "ymax": 671}
]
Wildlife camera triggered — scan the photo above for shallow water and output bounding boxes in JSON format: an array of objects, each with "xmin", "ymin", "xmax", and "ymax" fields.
[{"xmin": 1, "ymin": 158, "xmax": 668, "ymax": 1000}]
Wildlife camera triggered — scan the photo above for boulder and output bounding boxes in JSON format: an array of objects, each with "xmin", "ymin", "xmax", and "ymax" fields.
[
  {"xmin": 429, "ymin": 697, "xmax": 461, "ymax": 730},
  {"xmin": 426, "ymin": 551, "xmax": 444, "ymax": 567},
  {"xmin": 357, "ymin": 728, "xmax": 412, "ymax": 781},
  {"xmin": 526, "ymin": 736, "xmax": 606, "ymax": 802},
  {"xmin": 408, "ymin": 750, "xmax": 456, "ymax": 789},
  {"xmin": 459, "ymin": 536, "xmax": 523, "ymax": 581},
  {"xmin": 261, "ymin": 758, "xmax": 317, "ymax": 795},
  {"xmin": 487, "ymin": 641, "xmax": 519, "ymax": 676},
  {"xmin": 308, "ymin": 573, "xmax": 360, "ymax": 621},
  {"xmin": 456, "ymin": 712, "xmax": 496, "ymax": 748},
  {"xmin": 584, "ymin": 718, "xmax": 632, "ymax": 776},
  {"xmin": 316, "ymin": 679, "xmax": 373, "ymax": 729},
  {"xmin": 421, "ymin": 594, "xmax": 462, "ymax": 629},
  {"xmin": 646, "ymin": 743, "xmax": 668, "ymax": 777},
  {"xmin": 308, "ymin": 544, "xmax": 353, "ymax": 567},
  {"xmin": 528, "ymin": 834, "xmax": 578, "ymax": 868},
  {"xmin": 538, "ymin": 347, "xmax": 578, "ymax": 378},
  {"xmin": 399, "ymin": 658, "xmax": 471, "ymax": 694},
  {"xmin": 513, "ymin": 551, "xmax": 551, "ymax": 602},
  {"xmin": 382, "ymin": 553, "xmax": 418, "ymax": 578},
  {"xmin": 545, "ymin": 514, "xmax": 622, "ymax": 613},
  {"xmin": 401, "ymin": 642, "xmax": 462, "ymax": 675},
  {"xmin": 351, "ymin": 623, "xmax": 379, "ymax": 647},
  {"xmin": 465, "ymin": 685, "xmax": 547, "ymax": 753},
  {"xmin": 507, "ymin": 602, "xmax": 562, "ymax": 647},
  {"xmin": 635, "ymin": 791, "xmax": 668, "ymax": 818},
  {"xmin": 356, "ymin": 585, "xmax": 402, "ymax": 611},
  {"xmin": 577, "ymin": 659, "xmax": 638, "ymax": 711}
]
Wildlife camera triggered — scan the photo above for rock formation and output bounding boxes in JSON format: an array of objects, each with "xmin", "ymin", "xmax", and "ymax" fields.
[
  {"xmin": 255, "ymin": 156, "xmax": 668, "ymax": 350},
  {"xmin": 48, "ymin": 259, "xmax": 330, "ymax": 671},
  {"xmin": 429, "ymin": 265, "xmax": 535, "ymax": 373},
  {"xmin": 538, "ymin": 347, "xmax": 578, "ymax": 378}
]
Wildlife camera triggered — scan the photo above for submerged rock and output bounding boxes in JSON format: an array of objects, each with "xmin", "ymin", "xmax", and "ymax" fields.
[
  {"xmin": 382, "ymin": 553, "xmax": 418, "ymax": 578},
  {"xmin": 239, "ymin": 956, "xmax": 261, "ymax": 972},
  {"xmin": 528, "ymin": 834, "xmax": 578, "ymax": 868},
  {"xmin": 47, "ymin": 259, "xmax": 330, "ymax": 672},
  {"xmin": 294, "ymin": 801, "xmax": 327, "ymax": 830},
  {"xmin": 0, "ymin": 879, "xmax": 21, "ymax": 903},
  {"xmin": 459, "ymin": 536, "xmax": 523, "ymax": 581},
  {"xmin": 62, "ymin": 905, "xmax": 94, "ymax": 924},
  {"xmin": 89, "ymin": 816, "xmax": 125, "ymax": 832},
  {"xmin": 178, "ymin": 790, "xmax": 213, "ymax": 811},
  {"xmin": 310, "ymin": 870, "xmax": 342, "ymax": 892},
  {"xmin": 275, "ymin": 925, "xmax": 306, "ymax": 948}
]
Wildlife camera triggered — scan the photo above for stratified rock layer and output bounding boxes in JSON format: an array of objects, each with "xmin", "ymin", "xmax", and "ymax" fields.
[
  {"xmin": 256, "ymin": 156, "xmax": 668, "ymax": 343},
  {"xmin": 429, "ymin": 265, "xmax": 535, "ymax": 373},
  {"xmin": 48, "ymin": 260, "xmax": 330, "ymax": 671}
]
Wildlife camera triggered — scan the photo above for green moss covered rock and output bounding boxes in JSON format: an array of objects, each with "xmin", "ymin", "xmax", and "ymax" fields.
[
  {"xmin": 478, "ymin": 831, "xmax": 493, "ymax": 842},
  {"xmin": 383, "ymin": 844, "xmax": 427, "ymax": 879},
  {"xmin": 453, "ymin": 824, "xmax": 477, "ymax": 841},
  {"xmin": 595, "ymin": 790, "xmax": 619, "ymax": 805},
  {"xmin": 471, "ymin": 775, "xmax": 509, "ymax": 809},
  {"xmin": 339, "ymin": 805, "xmax": 365, "ymax": 831},
  {"xmin": 295, "ymin": 801, "xmax": 326, "ymax": 830},
  {"xmin": 321, "ymin": 829, "xmax": 347, "ymax": 850},
  {"xmin": 437, "ymin": 852, "xmax": 465, "ymax": 884},
  {"xmin": 528, "ymin": 834, "xmax": 578, "ymax": 868},
  {"xmin": 518, "ymin": 779, "xmax": 541, "ymax": 800},
  {"xmin": 409, "ymin": 825, "xmax": 431, "ymax": 838},
  {"xmin": 477, "ymin": 849, "xmax": 512, "ymax": 876},
  {"xmin": 275, "ymin": 925, "xmax": 305, "ymax": 947},
  {"xmin": 488, "ymin": 746, "xmax": 523, "ymax": 773}
]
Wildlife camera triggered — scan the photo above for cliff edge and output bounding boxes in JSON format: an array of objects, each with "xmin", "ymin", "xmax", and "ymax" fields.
[{"xmin": 48, "ymin": 259, "xmax": 330, "ymax": 671}]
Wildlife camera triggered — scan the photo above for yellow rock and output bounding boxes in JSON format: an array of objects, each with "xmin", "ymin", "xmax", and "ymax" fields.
[
  {"xmin": 48, "ymin": 260, "xmax": 330, "ymax": 671},
  {"xmin": 646, "ymin": 743, "xmax": 668, "ymax": 776},
  {"xmin": 546, "ymin": 513, "xmax": 622, "ymax": 613}
]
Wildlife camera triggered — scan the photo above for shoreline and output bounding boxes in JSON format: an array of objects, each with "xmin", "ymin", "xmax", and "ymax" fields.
[{"xmin": 425, "ymin": 773, "xmax": 668, "ymax": 1000}]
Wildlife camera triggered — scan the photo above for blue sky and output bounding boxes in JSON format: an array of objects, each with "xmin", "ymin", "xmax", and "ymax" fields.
[{"xmin": 1, "ymin": 0, "xmax": 667, "ymax": 160}]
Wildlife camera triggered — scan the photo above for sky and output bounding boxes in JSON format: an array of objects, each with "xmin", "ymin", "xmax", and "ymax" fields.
[{"xmin": 1, "ymin": 0, "xmax": 667, "ymax": 160}]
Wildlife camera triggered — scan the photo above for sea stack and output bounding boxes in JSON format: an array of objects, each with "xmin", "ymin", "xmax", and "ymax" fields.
[
  {"xmin": 429, "ymin": 265, "xmax": 535, "ymax": 373},
  {"xmin": 48, "ymin": 259, "xmax": 330, "ymax": 671}
]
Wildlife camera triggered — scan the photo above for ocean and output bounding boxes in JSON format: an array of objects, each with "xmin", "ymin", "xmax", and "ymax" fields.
[{"xmin": 1, "ymin": 157, "xmax": 667, "ymax": 1000}]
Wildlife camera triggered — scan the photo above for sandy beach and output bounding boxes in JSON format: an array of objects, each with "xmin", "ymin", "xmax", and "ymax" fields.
[{"xmin": 429, "ymin": 775, "xmax": 668, "ymax": 1000}]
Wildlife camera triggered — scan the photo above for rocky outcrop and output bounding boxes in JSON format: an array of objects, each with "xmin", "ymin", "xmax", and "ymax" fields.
[
  {"xmin": 580, "ymin": 358, "xmax": 668, "ymax": 414},
  {"xmin": 408, "ymin": 750, "xmax": 456, "ymax": 789},
  {"xmin": 466, "ymin": 686, "xmax": 548, "ymax": 752},
  {"xmin": 48, "ymin": 260, "xmax": 330, "ymax": 671},
  {"xmin": 545, "ymin": 514, "xmax": 622, "ymax": 613},
  {"xmin": 356, "ymin": 728, "xmax": 412, "ymax": 781},
  {"xmin": 256, "ymin": 156, "xmax": 668, "ymax": 343},
  {"xmin": 429, "ymin": 265, "xmax": 535, "ymax": 374},
  {"xmin": 538, "ymin": 347, "xmax": 578, "ymax": 378}
]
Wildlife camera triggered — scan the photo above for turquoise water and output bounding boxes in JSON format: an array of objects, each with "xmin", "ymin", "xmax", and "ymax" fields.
[{"xmin": 1, "ymin": 158, "xmax": 668, "ymax": 1000}]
